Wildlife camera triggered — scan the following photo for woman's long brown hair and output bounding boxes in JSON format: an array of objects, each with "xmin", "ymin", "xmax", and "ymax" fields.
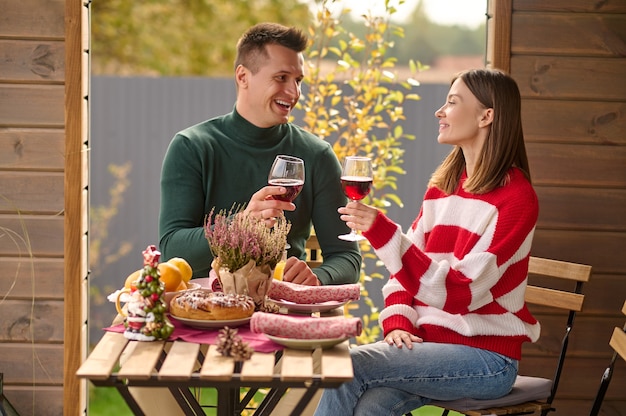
[{"xmin": 429, "ymin": 68, "xmax": 531, "ymax": 194}]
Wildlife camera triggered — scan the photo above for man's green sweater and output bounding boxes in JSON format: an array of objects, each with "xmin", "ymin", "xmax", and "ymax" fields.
[{"xmin": 159, "ymin": 108, "xmax": 361, "ymax": 284}]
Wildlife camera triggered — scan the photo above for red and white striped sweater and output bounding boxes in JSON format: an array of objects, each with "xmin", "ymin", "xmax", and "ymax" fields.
[{"xmin": 363, "ymin": 168, "xmax": 540, "ymax": 360}]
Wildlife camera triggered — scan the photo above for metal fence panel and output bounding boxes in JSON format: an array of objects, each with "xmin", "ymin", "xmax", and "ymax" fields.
[{"xmin": 89, "ymin": 76, "xmax": 450, "ymax": 342}]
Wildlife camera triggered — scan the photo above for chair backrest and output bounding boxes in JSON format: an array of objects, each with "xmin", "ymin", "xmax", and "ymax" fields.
[
  {"xmin": 413, "ymin": 256, "xmax": 592, "ymax": 416},
  {"xmin": 305, "ymin": 233, "xmax": 322, "ymax": 269},
  {"xmin": 524, "ymin": 256, "xmax": 592, "ymax": 408},
  {"xmin": 589, "ymin": 300, "xmax": 626, "ymax": 416}
]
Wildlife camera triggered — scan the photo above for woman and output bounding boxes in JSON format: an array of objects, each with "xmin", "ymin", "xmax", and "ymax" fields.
[{"xmin": 314, "ymin": 69, "xmax": 540, "ymax": 415}]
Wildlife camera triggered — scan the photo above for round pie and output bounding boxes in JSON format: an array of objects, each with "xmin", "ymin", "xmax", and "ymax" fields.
[{"xmin": 169, "ymin": 289, "xmax": 255, "ymax": 321}]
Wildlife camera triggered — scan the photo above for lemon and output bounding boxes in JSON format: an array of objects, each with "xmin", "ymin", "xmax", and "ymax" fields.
[
  {"xmin": 157, "ymin": 262, "xmax": 183, "ymax": 292},
  {"xmin": 124, "ymin": 269, "xmax": 142, "ymax": 289},
  {"xmin": 273, "ymin": 261, "xmax": 286, "ymax": 281},
  {"xmin": 167, "ymin": 257, "xmax": 193, "ymax": 282}
]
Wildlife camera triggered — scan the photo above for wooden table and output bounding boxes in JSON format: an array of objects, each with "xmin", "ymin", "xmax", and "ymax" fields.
[{"xmin": 77, "ymin": 324, "xmax": 353, "ymax": 415}]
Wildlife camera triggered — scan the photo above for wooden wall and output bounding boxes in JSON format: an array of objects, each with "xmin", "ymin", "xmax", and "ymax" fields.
[
  {"xmin": 1, "ymin": 0, "xmax": 624, "ymax": 415},
  {"xmin": 488, "ymin": 1, "xmax": 626, "ymax": 414},
  {"xmin": 0, "ymin": 0, "xmax": 87, "ymax": 415}
]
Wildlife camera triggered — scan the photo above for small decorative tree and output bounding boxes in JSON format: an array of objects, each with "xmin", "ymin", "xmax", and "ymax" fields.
[{"xmin": 299, "ymin": 0, "xmax": 427, "ymax": 344}]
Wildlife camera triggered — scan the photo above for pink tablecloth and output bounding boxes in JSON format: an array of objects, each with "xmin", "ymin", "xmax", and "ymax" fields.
[
  {"xmin": 104, "ymin": 316, "xmax": 283, "ymax": 353},
  {"xmin": 250, "ymin": 312, "xmax": 362, "ymax": 339}
]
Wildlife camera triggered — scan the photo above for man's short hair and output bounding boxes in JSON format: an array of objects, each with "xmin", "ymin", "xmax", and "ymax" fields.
[{"xmin": 235, "ymin": 22, "xmax": 308, "ymax": 73}]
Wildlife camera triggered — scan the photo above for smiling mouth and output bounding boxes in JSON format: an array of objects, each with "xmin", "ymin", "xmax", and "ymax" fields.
[{"xmin": 275, "ymin": 99, "xmax": 291, "ymax": 110}]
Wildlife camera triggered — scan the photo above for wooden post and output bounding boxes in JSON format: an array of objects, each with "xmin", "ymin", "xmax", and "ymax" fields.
[
  {"xmin": 486, "ymin": 0, "xmax": 512, "ymax": 73},
  {"xmin": 64, "ymin": 0, "xmax": 88, "ymax": 415}
]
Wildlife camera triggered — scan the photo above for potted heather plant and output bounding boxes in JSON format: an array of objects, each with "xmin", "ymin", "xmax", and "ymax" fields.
[{"xmin": 205, "ymin": 205, "xmax": 291, "ymax": 308}]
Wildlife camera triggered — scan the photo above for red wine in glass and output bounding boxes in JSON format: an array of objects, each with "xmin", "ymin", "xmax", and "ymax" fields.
[
  {"xmin": 338, "ymin": 156, "xmax": 373, "ymax": 241},
  {"xmin": 268, "ymin": 178, "xmax": 304, "ymax": 202},
  {"xmin": 268, "ymin": 155, "xmax": 305, "ymax": 203},
  {"xmin": 268, "ymin": 155, "xmax": 305, "ymax": 250},
  {"xmin": 341, "ymin": 176, "xmax": 372, "ymax": 201}
]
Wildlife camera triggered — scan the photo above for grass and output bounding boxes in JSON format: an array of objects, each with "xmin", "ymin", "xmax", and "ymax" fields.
[{"xmin": 89, "ymin": 386, "xmax": 461, "ymax": 415}]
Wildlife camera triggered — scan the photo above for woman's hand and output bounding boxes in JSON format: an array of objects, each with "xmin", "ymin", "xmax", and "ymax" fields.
[
  {"xmin": 244, "ymin": 186, "xmax": 295, "ymax": 227},
  {"xmin": 338, "ymin": 201, "xmax": 379, "ymax": 233},
  {"xmin": 384, "ymin": 329, "xmax": 423, "ymax": 349},
  {"xmin": 282, "ymin": 257, "xmax": 320, "ymax": 286}
]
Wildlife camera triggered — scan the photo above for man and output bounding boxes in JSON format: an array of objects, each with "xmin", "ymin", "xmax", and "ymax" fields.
[{"xmin": 159, "ymin": 22, "xmax": 361, "ymax": 286}]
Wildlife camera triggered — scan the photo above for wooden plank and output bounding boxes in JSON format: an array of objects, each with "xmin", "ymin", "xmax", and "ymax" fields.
[
  {"xmin": 527, "ymin": 143, "xmax": 626, "ymax": 188},
  {"xmin": 574, "ymin": 274, "xmax": 626, "ymax": 315},
  {"xmin": 280, "ymin": 349, "xmax": 313, "ymax": 382},
  {"xmin": 522, "ymin": 100, "xmax": 626, "ymax": 145},
  {"xmin": 158, "ymin": 341, "xmax": 200, "ymax": 381},
  {"xmin": 610, "ymin": 327, "xmax": 626, "ymax": 361},
  {"xmin": 0, "ymin": 85, "xmax": 65, "ymax": 126},
  {"xmin": 523, "ymin": 314, "xmax": 626, "ymax": 358},
  {"xmin": 0, "ymin": 257, "xmax": 64, "ymax": 299},
  {"xmin": 486, "ymin": 0, "xmax": 512, "ymax": 72},
  {"xmin": 0, "ymin": 0, "xmax": 65, "ymax": 38},
  {"xmin": 0, "ymin": 128, "xmax": 65, "ymax": 170},
  {"xmin": 0, "ymin": 172, "xmax": 64, "ymax": 214},
  {"xmin": 240, "ymin": 351, "xmax": 276, "ymax": 382},
  {"xmin": 200, "ymin": 345, "xmax": 235, "ymax": 381},
  {"xmin": 0, "ymin": 215, "xmax": 64, "ymax": 256},
  {"xmin": 511, "ymin": 55, "xmax": 626, "ymax": 101},
  {"xmin": 0, "ymin": 343, "xmax": 63, "ymax": 383},
  {"xmin": 549, "ymin": 399, "xmax": 626, "ymax": 416},
  {"xmin": 320, "ymin": 340, "xmax": 353, "ymax": 382},
  {"xmin": 512, "ymin": 13, "xmax": 626, "ymax": 57},
  {"xmin": 535, "ymin": 187, "xmax": 626, "ymax": 232},
  {"xmin": 117, "ymin": 341, "xmax": 165, "ymax": 380},
  {"xmin": 0, "ymin": 299, "xmax": 64, "ymax": 342},
  {"xmin": 525, "ymin": 286, "xmax": 585, "ymax": 311},
  {"xmin": 2, "ymin": 386, "xmax": 63, "ymax": 416},
  {"xmin": 518, "ymin": 356, "xmax": 626, "ymax": 401},
  {"xmin": 532, "ymin": 229, "xmax": 626, "ymax": 274},
  {"xmin": 529, "ymin": 257, "xmax": 591, "ymax": 282},
  {"xmin": 64, "ymin": 1, "xmax": 87, "ymax": 414},
  {"xmin": 513, "ymin": 0, "xmax": 626, "ymax": 13},
  {"xmin": 76, "ymin": 332, "xmax": 128, "ymax": 380},
  {"xmin": 0, "ymin": 40, "xmax": 65, "ymax": 82}
]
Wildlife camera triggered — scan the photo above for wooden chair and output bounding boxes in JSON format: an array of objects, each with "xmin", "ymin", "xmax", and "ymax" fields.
[
  {"xmin": 305, "ymin": 233, "xmax": 323, "ymax": 268},
  {"xmin": 419, "ymin": 256, "xmax": 592, "ymax": 416},
  {"xmin": 589, "ymin": 300, "xmax": 626, "ymax": 416}
]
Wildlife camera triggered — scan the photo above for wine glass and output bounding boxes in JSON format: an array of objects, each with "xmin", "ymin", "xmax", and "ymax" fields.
[
  {"xmin": 268, "ymin": 155, "xmax": 305, "ymax": 202},
  {"xmin": 268, "ymin": 155, "xmax": 305, "ymax": 250},
  {"xmin": 338, "ymin": 156, "xmax": 373, "ymax": 241}
]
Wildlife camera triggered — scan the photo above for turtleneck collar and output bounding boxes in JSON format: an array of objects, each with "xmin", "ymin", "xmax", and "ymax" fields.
[{"xmin": 224, "ymin": 106, "xmax": 286, "ymax": 147}]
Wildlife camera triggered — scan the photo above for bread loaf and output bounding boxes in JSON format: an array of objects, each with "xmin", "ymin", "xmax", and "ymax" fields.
[{"xmin": 169, "ymin": 289, "xmax": 255, "ymax": 321}]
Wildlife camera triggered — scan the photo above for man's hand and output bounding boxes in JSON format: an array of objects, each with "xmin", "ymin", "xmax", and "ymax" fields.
[
  {"xmin": 244, "ymin": 186, "xmax": 295, "ymax": 227},
  {"xmin": 282, "ymin": 257, "xmax": 320, "ymax": 286}
]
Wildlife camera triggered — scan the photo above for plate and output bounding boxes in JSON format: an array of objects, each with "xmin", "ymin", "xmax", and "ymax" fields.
[
  {"xmin": 269, "ymin": 299, "xmax": 348, "ymax": 313},
  {"xmin": 172, "ymin": 315, "xmax": 252, "ymax": 329},
  {"xmin": 164, "ymin": 282, "xmax": 202, "ymax": 305},
  {"xmin": 265, "ymin": 334, "xmax": 349, "ymax": 350}
]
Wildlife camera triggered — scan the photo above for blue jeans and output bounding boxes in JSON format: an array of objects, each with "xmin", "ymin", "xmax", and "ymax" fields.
[{"xmin": 314, "ymin": 341, "xmax": 518, "ymax": 416}]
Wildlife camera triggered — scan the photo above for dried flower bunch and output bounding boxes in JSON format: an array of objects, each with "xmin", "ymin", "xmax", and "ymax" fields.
[{"xmin": 205, "ymin": 205, "xmax": 291, "ymax": 272}]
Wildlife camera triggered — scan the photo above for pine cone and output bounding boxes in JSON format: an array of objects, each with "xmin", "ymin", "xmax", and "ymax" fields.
[
  {"xmin": 216, "ymin": 327, "xmax": 252, "ymax": 360},
  {"xmin": 216, "ymin": 327, "xmax": 238, "ymax": 356},
  {"xmin": 231, "ymin": 339, "xmax": 253, "ymax": 361}
]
